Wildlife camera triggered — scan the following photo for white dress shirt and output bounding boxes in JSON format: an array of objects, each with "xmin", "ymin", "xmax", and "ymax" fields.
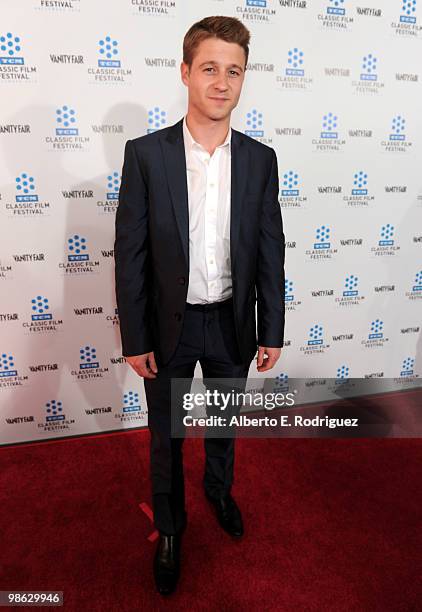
[{"xmin": 183, "ymin": 115, "xmax": 233, "ymax": 304}]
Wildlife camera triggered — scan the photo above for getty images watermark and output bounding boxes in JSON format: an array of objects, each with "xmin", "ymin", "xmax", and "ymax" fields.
[{"xmin": 170, "ymin": 376, "xmax": 422, "ymax": 439}]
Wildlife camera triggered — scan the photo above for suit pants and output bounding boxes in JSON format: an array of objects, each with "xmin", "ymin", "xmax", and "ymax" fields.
[{"xmin": 144, "ymin": 296, "xmax": 253, "ymax": 536}]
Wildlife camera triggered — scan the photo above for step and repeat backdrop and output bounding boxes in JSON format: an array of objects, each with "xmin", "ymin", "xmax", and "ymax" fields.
[{"xmin": 0, "ymin": 0, "xmax": 421, "ymax": 445}]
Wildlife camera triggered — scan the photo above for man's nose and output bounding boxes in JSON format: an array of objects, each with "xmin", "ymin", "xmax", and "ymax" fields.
[{"xmin": 214, "ymin": 75, "xmax": 229, "ymax": 90}]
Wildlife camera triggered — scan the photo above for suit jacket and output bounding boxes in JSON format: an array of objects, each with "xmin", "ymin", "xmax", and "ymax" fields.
[{"xmin": 114, "ymin": 117, "xmax": 286, "ymax": 366}]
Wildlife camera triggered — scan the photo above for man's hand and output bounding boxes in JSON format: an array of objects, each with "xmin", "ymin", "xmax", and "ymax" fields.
[
  {"xmin": 256, "ymin": 346, "xmax": 281, "ymax": 372},
  {"xmin": 126, "ymin": 352, "xmax": 158, "ymax": 379}
]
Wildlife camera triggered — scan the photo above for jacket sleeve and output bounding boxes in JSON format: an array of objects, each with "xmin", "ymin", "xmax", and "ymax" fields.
[
  {"xmin": 114, "ymin": 139, "xmax": 153, "ymax": 357},
  {"xmin": 256, "ymin": 148, "xmax": 286, "ymax": 348}
]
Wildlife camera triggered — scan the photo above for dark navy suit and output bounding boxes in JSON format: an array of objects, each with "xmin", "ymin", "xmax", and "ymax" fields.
[{"xmin": 114, "ymin": 117, "xmax": 285, "ymax": 534}]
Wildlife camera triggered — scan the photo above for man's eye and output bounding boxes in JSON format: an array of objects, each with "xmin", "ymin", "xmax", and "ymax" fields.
[{"xmin": 204, "ymin": 67, "xmax": 214, "ymax": 72}]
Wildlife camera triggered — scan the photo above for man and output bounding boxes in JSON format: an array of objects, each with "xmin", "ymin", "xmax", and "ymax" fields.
[{"xmin": 114, "ymin": 15, "xmax": 285, "ymax": 596}]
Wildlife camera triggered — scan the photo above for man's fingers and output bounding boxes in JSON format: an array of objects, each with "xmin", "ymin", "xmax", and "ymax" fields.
[
  {"xmin": 148, "ymin": 352, "xmax": 158, "ymax": 374},
  {"xmin": 256, "ymin": 346, "xmax": 266, "ymax": 367},
  {"xmin": 257, "ymin": 357, "xmax": 276, "ymax": 372},
  {"xmin": 256, "ymin": 347, "xmax": 282, "ymax": 372},
  {"xmin": 131, "ymin": 362, "xmax": 156, "ymax": 379},
  {"xmin": 127, "ymin": 354, "xmax": 157, "ymax": 379}
]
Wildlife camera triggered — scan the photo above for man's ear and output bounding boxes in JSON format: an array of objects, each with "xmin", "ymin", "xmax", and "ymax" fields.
[{"xmin": 180, "ymin": 61, "xmax": 189, "ymax": 87}]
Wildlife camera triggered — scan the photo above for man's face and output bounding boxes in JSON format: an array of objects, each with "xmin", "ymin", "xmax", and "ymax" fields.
[{"xmin": 181, "ymin": 37, "xmax": 246, "ymax": 121}]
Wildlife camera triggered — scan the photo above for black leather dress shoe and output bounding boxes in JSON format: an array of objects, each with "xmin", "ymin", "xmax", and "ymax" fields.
[
  {"xmin": 205, "ymin": 492, "xmax": 244, "ymax": 537},
  {"xmin": 153, "ymin": 532, "xmax": 181, "ymax": 596}
]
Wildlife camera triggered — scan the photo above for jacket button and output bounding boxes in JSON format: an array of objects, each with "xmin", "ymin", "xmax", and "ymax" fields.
[
  {"xmin": 174, "ymin": 312, "xmax": 182, "ymax": 321},
  {"xmin": 178, "ymin": 276, "xmax": 186, "ymax": 285}
]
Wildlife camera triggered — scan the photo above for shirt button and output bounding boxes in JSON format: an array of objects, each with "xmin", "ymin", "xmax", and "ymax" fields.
[{"xmin": 209, "ymin": 183, "xmax": 215, "ymax": 188}]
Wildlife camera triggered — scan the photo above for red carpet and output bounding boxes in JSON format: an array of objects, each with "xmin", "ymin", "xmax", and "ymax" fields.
[{"xmin": 1, "ymin": 431, "xmax": 421, "ymax": 610}]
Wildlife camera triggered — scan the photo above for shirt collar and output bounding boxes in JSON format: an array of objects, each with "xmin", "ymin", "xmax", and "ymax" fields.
[{"xmin": 183, "ymin": 115, "xmax": 231, "ymax": 153}]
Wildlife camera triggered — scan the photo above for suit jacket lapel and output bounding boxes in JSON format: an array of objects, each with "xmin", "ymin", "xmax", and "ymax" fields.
[
  {"xmin": 230, "ymin": 128, "xmax": 249, "ymax": 267},
  {"xmin": 160, "ymin": 118, "xmax": 189, "ymax": 268},
  {"xmin": 159, "ymin": 117, "xmax": 250, "ymax": 272}
]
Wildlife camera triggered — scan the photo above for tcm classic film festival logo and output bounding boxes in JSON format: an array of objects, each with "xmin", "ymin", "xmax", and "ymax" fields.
[
  {"xmin": 317, "ymin": 0, "xmax": 354, "ymax": 30},
  {"xmin": 335, "ymin": 274, "xmax": 365, "ymax": 307},
  {"xmin": 22, "ymin": 295, "xmax": 63, "ymax": 334},
  {"xmin": 381, "ymin": 115, "xmax": 413, "ymax": 153},
  {"xmin": 114, "ymin": 391, "xmax": 147, "ymax": 424},
  {"xmin": 37, "ymin": 400, "xmax": 75, "ymax": 434},
  {"xmin": 406, "ymin": 270, "xmax": 422, "ymax": 301},
  {"xmin": 34, "ymin": 0, "xmax": 81, "ymax": 12},
  {"xmin": 391, "ymin": 0, "xmax": 422, "ymax": 37},
  {"xmin": 87, "ymin": 36, "xmax": 132, "ymax": 84},
  {"xmin": 351, "ymin": 53, "xmax": 385, "ymax": 95},
  {"xmin": 233, "ymin": 1, "xmax": 278, "ymax": 24},
  {"xmin": 276, "ymin": 47, "xmax": 313, "ymax": 91},
  {"xmin": 370, "ymin": 224, "xmax": 400, "ymax": 257},
  {"xmin": 313, "ymin": 112, "xmax": 346, "ymax": 152},
  {"xmin": 58, "ymin": 234, "xmax": 101, "ymax": 275},
  {"xmin": 342, "ymin": 170, "xmax": 375, "ymax": 207},
  {"xmin": 0, "ymin": 353, "xmax": 28, "ymax": 390},
  {"xmin": 70, "ymin": 345, "xmax": 109, "ymax": 382},
  {"xmin": 279, "ymin": 170, "xmax": 308, "ymax": 209},
  {"xmin": 0, "ymin": 32, "xmax": 37, "ymax": 82},
  {"xmin": 5, "ymin": 173, "xmax": 51, "ymax": 218},
  {"xmin": 244, "ymin": 109, "xmax": 272, "ymax": 144},
  {"xmin": 305, "ymin": 225, "xmax": 338, "ymax": 261},
  {"xmin": 361, "ymin": 319, "xmax": 389, "ymax": 349},
  {"xmin": 300, "ymin": 324, "xmax": 331, "ymax": 355},
  {"xmin": 284, "ymin": 279, "xmax": 302, "ymax": 312},
  {"xmin": 45, "ymin": 105, "xmax": 90, "ymax": 151},
  {"xmin": 96, "ymin": 172, "xmax": 121, "ymax": 214},
  {"xmin": 131, "ymin": 0, "xmax": 178, "ymax": 18}
]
